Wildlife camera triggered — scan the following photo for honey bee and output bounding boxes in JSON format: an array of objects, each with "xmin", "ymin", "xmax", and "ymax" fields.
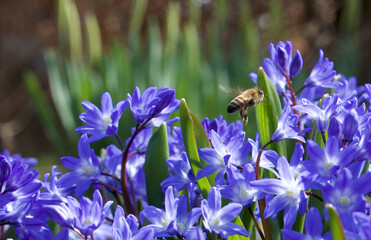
[{"xmin": 225, "ymin": 87, "xmax": 265, "ymax": 125}]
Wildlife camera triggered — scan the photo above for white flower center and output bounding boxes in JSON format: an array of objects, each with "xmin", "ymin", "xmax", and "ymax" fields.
[
  {"xmin": 103, "ymin": 115, "xmax": 112, "ymax": 126},
  {"xmin": 337, "ymin": 197, "xmax": 350, "ymax": 208},
  {"xmin": 240, "ymin": 189, "xmax": 251, "ymax": 200},
  {"xmin": 209, "ymin": 216, "xmax": 221, "ymax": 228},
  {"xmin": 285, "ymin": 188, "xmax": 299, "ymax": 198},
  {"xmin": 161, "ymin": 217, "xmax": 171, "ymax": 228}
]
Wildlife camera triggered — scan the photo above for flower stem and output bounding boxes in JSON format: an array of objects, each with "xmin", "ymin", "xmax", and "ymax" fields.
[
  {"xmin": 295, "ymin": 84, "xmax": 306, "ymax": 96},
  {"xmin": 321, "ymin": 132, "xmax": 327, "ymax": 145},
  {"xmin": 114, "ymin": 133, "xmax": 124, "ymax": 150},
  {"xmin": 101, "ymin": 172, "xmax": 121, "ymax": 182},
  {"xmin": 305, "ymin": 191, "xmax": 323, "ymax": 202},
  {"xmin": 248, "ymin": 207, "xmax": 265, "ymax": 240},
  {"xmin": 255, "ymin": 139, "xmax": 273, "ymax": 240},
  {"xmin": 93, "ymin": 181, "xmax": 123, "ymax": 195},
  {"xmin": 176, "ymin": 233, "xmax": 185, "ymax": 240},
  {"xmin": 255, "ymin": 140, "xmax": 273, "ymax": 180},
  {"xmin": 71, "ymin": 227, "xmax": 87, "ymax": 240},
  {"xmin": 284, "ymin": 71, "xmax": 301, "ymax": 131},
  {"xmin": 120, "ymin": 118, "xmax": 152, "ymax": 216}
]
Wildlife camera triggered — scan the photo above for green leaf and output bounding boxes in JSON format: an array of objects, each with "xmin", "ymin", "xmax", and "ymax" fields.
[
  {"xmin": 144, "ymin": 123, "xmax": 170, "ymax": 208},
  {"xmin": 180, "ymin": 99, "xmax": 211, "ymax": 199},
  {"xmin": 85, "ymin": 13, "xmax": 102, "ymax": 65},
  {"xmin": 326, "ymin": 203, "xmax": 346, "ymax": 240},
  {"xmin": 22, "ymin": 71, "xmax": 67, "ymax": 152},
  {"xmin": 180, "ymin": 99, "xmax": 249, "ymax": 240},
  {"xmin": 255, "ymin": 67, "xmax": 286, "ymax": 156}
]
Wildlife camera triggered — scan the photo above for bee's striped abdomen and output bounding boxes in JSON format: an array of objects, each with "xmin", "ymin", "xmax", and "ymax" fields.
[{"xmin": 227, "ymin": 95, "xmax": 245, "ymax": 113}]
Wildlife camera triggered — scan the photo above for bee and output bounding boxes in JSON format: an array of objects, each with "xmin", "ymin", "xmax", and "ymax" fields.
[{"xmin": 225, "ymin": 87, "xmax": 265, "ymax": 125}]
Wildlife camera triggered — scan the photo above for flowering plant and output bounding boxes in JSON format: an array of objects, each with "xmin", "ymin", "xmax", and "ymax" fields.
[{"xmin": 2, "ymin": 41, "xmax": 371, "ymax": 239}]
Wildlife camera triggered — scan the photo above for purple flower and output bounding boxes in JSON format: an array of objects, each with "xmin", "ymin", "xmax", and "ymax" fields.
[
  {"xmin": 139, "ymin": 186, "xmax": 178, "ymax": 237},
  {"xmin": 343, "ymin": 109, "xmax": 359, "ymax": 141},
  {"xmin": 269, "ymin": 41, "xmax": 303, "ymax": 79},
  {"xmin": 282, "ymin": 207, "xmax": 332, "ymax": 240},
  {"xmin": 322, "ymin": 169, "xmax": 371, "ymax": 229},
  {"xmin": 161, "ymin": 152, "xmax": 195, "ymax": 192},
  {"xmin": 168, "ymin": 126, "xmax": 185, "ymax": 158},
  {"xmin": 44, "ymin": 190, "xmax": 112, "ymax": 237},
  {"xmin": 58, "ymin": 134, "xmax": 101, "ymax": 197},
  {"xmin": 271, "ymin": 103, "xmax": 306, "ymax": 142},
  {"xmin": 197, "ymin": 130, "xmax": 249, "ymax": 184},
  {"xmin": 172, "ymin": 194, "xmax": 202, "ymax": 237},
  {"xmin": 249, "ymin": 41, "xmax": 303, "ymax": 94},
  {"xmin": 0, "ymin": 155, "xmax": 41, "ymax": 225},
  {"xmin": 250, "ymin": 157, "xmax": 308, "ymax": 229},
  {"xmin": 127, "ymin": 86, "xmax": 180, "ymax": 128},
  {"xmin": 1, "ymin": 149, "xmax": 38, "ymax": 168},
  {"xmin": 247, "ymin": 132, "xmax": 278, "ymax": 170},
  {"xmin": 201, "ymin": 187, "xmax": 249, "ymax": 238},
  {"xmin": 202, "ymin": 115, "xmax": 244, "ymax": 144},
  {"xmin": 335, "ymin": 74, "xmax": 359, "ymax": 101},
  {"xmin": 140, "ymin": 186, "xmax": 201, "ymax": 238},
  {"xmin": 293, "ymin": 95, "xmax": 340, "ymax": 132},
  {"xmin": 112, "ymin": 206, "xmax": 154, "ymax": 240},
  {"xmin": 220, "ymin": 165, "xmax": 265, "ymax": 206},
  {"xmin": 304, "ymin": 136, "xmax": 356, "ymax": 185},
  {"xmin": 76, "ymin": 92, "xmax": 128, "ymax": 142},
  {"xmin": 261, "ymin": 58, "xmax": 287, "ymax": 94},
  {"xmin": 38, "ymin": 165, "xmax": 74, "ymax": 205},
  {"xmin": 304, "ymin": 49, "xmax": 337, "ymax": 89}
]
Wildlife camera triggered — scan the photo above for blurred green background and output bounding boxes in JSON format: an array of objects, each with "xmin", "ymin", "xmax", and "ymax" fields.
[{"xmin": 0, "ymin": 0, "xmax": 370, "ymax": 174}]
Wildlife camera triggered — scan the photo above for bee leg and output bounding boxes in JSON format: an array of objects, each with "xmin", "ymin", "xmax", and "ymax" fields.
[{"xmin": 239, "ymin": 110, "xmax": 249, "ymax": 125}]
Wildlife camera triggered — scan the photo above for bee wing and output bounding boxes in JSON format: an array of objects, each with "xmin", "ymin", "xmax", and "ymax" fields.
[{"xmin": 219, "ymin": 84, "xmax": 243, "ymax": 96}]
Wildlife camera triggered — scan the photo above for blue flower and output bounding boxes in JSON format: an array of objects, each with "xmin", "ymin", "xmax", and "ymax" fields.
[
  {"xmin": 250, "ymin": 157, "xmax": 307, "ymax": 229},
  {"xmin": 76, "ymin": 92, "xmax": 128, "ymax": 142},
  {"xmin": 139, "ymin": 186, "xmax": 178, "ymax": 237},
  {"xmin": 1, "ymin": 149, "xmax": 38, "ymax": 168},
  {"xmin": 335, "ymin": 74, "xmax": 359, "ymax": 101},
  {"xmin": 282, "ymin": 207, "xmax": 332, "ymax": 240},
  {"xmin": 127, "ymin": 86, "xmax": 180, "ymax": 127},
  {"xmin": 202, "ymin": 115, "xmax": 244, "ymax": 144},
  {"xmin": 58, "ymin": 134, "xmax": 101, "ymax": 197},
  {"xmin": 161, "ymin": 152, "xmax": 195, "ymax": 192},
  {"xmin": 0, "ymin": 155, "xmax": 41, "ymax": 225},
  {"xmin": 293, "ymin": 95, "xmax": 340, "ymax": 132},
  {"xmin": 322, "ymin": 169, "xmax": 371, "ymax": 229},
  {"xmin": 271, "ymin": 103, "xmax": 306, "ymax": 142},
  {"xmin": 201, "ymin": 186, "xmax": 249, "ymax": 238},
  {"xmin": 304, "ymin": 136, "xmax": 356, "ymax": 185},
  {"xmin": 348, "ymin": 212, "xmax": 371, "ymax": 239},
  {"xmin": 185, "ymin": 226, "xmax": 206, "ymax": 240},
  {"xmin": 38, "ymin": 165, "xmax": 75, "ymax": 205},
  {"xmin": 172, "ymin": 194, "xmax": 202, "ymax": 237},
  {"xmin": 140, "ymin": 186, "xmax": 201, "ymax": 238},
  {"xmin": 44, "ymin": 190, "xmax": 112, "ymax": 237},
  {"xmin": 112, "ymin": 205, "xmax": 154, "ymax": 240},
  {"xmin": 247, "ymin": 132, "xmax": 278, "ymax": 170},
  {"xmin": 220, "ymin": 165, "xmax": 265, "ymax": 206},
  {"xmin": 198, "ymin": 130, "xmax": 249, "ymax": 184},
  {"xmin": 249, "ymin": 41, "xmax": 303, "ymax": 94},
  {"xmin": 168, "ymin": 126, "xmax": 185, "ymax": 158},
  {"xmin": 269, "ymin": 41, "xmax": 303, "ymax": 79},
  {"xmin": 304, "ymin": 49, "xmax": 337, "ymax": 89}
]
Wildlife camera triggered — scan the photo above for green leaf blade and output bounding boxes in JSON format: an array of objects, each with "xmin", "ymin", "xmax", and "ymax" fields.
[
  {"xmin": 326, "ymin": 203, "xmax": 346, "ymax": 240},
  {"xmin": 255, "ymin": 67, "xmax": 286, "ymax": 156},
  {"xmin": 144, "ymin": 123, "xmax": 170, "ymax": 208},
  {"xmin": 180, "ymin": 99, "xmax": 211, "ymax": 199}
]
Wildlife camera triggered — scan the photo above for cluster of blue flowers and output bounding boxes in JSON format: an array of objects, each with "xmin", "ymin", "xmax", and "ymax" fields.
[{"xmin": 1, "ymin": 41, "xmax": 371, "ymax": 239}]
